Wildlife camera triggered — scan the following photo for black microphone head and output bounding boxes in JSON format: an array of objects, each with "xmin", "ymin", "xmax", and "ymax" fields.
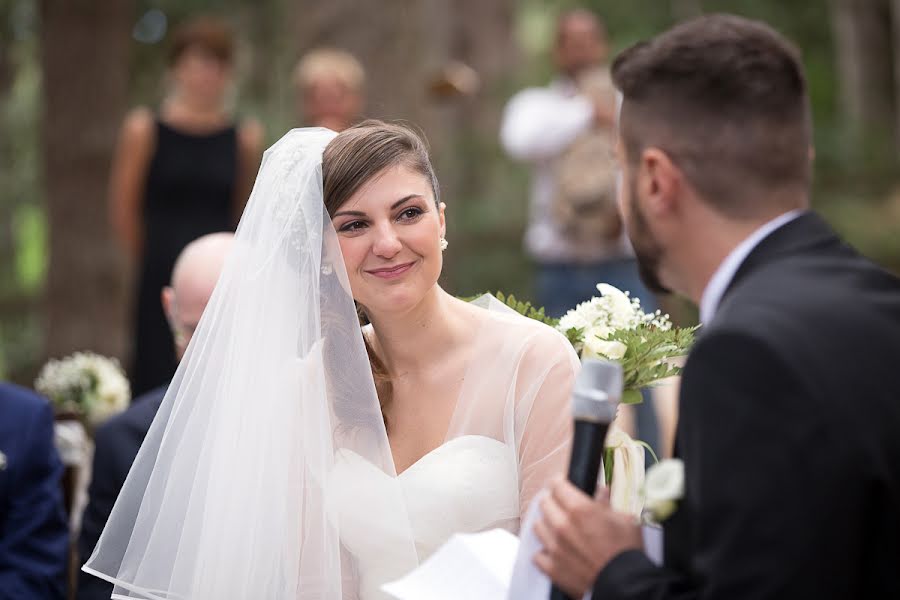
[{"xmin": 571, "ymin": 358, "xmax": 622, "ymax": 424}]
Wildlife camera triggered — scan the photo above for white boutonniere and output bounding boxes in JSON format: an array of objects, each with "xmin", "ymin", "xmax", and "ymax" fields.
[
  {"xmin": 643, "ymin": 458, "xmax": 684, "ymax": 523},
  {"xmin": 0, "ymin": 450, "xmax": 7, "ymax": 471}
]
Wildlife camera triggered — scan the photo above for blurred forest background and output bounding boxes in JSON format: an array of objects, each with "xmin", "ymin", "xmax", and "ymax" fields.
[{"xmin": 2, "ymin": 0, "xmax": 899, "ymax": 384}]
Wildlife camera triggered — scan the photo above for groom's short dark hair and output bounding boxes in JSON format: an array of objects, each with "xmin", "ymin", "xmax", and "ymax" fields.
[{"xmin": 612, "ymin": 14, "xmax": 811, "ymax": 217}]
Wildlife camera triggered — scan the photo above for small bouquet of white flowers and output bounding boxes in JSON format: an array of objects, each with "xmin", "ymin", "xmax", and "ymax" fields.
[
  {"xmin": 35, "ymin": 351, "xmax": 131, "ymax": 529},
  {"xmin": 557, "ymin": 283, "xmax": 696, "ymax": 405},
  {"xmin": 35, "ymin": 351, "xmax": 131, "ymax": 427}
]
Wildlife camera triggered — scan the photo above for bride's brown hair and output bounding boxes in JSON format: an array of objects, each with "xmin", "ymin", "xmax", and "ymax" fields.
[{"xmin": 322, "ymin": 119, "xmax": 440, "ymax": 428}]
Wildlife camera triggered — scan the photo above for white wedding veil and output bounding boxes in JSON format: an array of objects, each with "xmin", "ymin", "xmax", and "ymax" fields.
[{"xmin": 83, "ymin": 128, "xmax": 418, "ymax": 599}]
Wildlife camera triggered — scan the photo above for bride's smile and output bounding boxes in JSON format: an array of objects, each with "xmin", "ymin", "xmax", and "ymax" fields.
[{"xmin": 365, "ymin": 261, "xmax": 416, "ymax": 279}]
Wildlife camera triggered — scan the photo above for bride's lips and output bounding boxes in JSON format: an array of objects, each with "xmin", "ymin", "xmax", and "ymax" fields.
[{"xmin": 365, "ymin": 261, "xmax": 416, "ymax": 280}]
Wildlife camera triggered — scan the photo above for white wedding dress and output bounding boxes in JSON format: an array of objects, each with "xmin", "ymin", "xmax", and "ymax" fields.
[{"xmin": 329, "ymin": 299, "xmax": 578, "ymax": 600}]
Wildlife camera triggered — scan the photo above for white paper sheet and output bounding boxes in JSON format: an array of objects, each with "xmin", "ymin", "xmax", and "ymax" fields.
[
  {"xmin": 507, "ymin": 492, "xmax": 555, "ymax": 600},
  {"xmin": 381, "ymin": 528, "xmax": 519, "ymax": 600},
  {"xmin": 382, "ymin": 494, "xmax": 664, "ymax": 600}
]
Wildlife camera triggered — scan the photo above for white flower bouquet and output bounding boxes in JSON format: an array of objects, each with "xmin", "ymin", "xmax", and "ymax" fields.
[
  {"xmin": 35, "ymin": 351, "xmax": 131, "ymax": 427},
  {"xmin": 557, "ymin": 283, "xmax": 696, "ymax": 405}
]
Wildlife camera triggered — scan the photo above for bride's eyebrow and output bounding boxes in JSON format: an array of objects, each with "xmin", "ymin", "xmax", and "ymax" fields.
[
  {"xmin": 332, "ymin": 194, "xmax": 424, "ymax": 219},
  {"xmin": 391, "ymin": 194, "xmax": 424, "ymax": 210}
]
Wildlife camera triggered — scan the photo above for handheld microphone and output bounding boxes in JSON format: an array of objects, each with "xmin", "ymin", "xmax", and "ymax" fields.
[{"xmin": 549, "ymin": 358, "xmax": 622, "ymax": 600}]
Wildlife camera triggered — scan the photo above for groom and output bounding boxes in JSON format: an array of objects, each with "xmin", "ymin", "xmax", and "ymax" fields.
[{"xmin": 534, "ymin": 13, "xmax": 900, "ymax": 599}]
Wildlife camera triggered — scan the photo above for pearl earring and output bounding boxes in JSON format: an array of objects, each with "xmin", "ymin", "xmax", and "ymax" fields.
[{"xmin": 439, "ymin": 237, "xmax": 449, "ymax": 251}]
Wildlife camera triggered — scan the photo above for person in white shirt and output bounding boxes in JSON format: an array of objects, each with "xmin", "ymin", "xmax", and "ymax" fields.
[{"xmin": 501, "ymin": 8, "xmax": 660, "ymax": 450}]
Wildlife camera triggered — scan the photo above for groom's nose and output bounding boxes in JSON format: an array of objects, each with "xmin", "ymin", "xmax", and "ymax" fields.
[{"xmin": 371, "ymin": 223, "xmax": 403, "ymax": 258}]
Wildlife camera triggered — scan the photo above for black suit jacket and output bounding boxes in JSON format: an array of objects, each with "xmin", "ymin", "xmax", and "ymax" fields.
[
  {"xmin": 594, "ymin": 212, "xmax": 900, "ymax": 599},
  {"xmin": 76, "ymin": 385, "xmax": 166, "ymax": 600}
]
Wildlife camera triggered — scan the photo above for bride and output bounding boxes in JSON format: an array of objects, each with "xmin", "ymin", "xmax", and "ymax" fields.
[{"xmin": 84, "ymin": 121, "xmax": 578, "ymax": 599}]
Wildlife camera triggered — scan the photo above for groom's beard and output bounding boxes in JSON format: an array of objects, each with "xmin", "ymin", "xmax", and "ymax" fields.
[{"xmin": 626, "ymin": 179, "xmax": 672, "ymax": 296}]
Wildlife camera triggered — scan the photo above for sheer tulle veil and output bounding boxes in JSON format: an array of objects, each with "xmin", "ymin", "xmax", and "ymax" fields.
[{"xmin": 83, "ymin": 128, "xmax": 418, "ymax": 599}]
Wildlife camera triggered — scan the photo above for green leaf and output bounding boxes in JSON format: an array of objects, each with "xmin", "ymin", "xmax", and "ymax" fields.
[
  {"xmin": 634, "ymin": 439, "xmax": 660, "ymax": 464},
  {"xmin": 603, "ymin": 447, "xmax": 615, "ymax": 487},
  {"xmin": 461, "ymin": 291, "xmax": 559, "ymax": 327},
  {"xmin": 622, "ymin": 388, "xmax": 643, "ymax": 405}
]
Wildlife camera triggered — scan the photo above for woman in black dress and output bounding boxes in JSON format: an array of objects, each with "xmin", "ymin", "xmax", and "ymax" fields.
[{"xmin": 109, "ymin": 17, "xmax": 263, "ymax": 396}]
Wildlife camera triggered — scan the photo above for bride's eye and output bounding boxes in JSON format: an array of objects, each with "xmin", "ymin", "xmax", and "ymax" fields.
[
  {"xmin": 398, "ymin": 207, "xmax": 424, "ymax": 222},
  {"xmin": 338, "ymin": 220, "xmax": 367, "ymax": 233}
]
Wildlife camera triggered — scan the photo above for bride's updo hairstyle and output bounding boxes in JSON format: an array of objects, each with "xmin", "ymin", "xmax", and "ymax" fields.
[{"xmin": 322, "ymin": 119, "xmax": 441, "ymax": 428}]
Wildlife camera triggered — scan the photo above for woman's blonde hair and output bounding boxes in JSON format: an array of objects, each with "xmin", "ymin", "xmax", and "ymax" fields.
[{"xmin": 293, "ymin": 48, "xmax": 365, "ymax": 93}]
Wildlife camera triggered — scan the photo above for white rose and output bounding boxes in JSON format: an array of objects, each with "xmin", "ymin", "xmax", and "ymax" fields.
[
  {"xmin": 643, "ymin": 458, "xmax": 684, "ymax": 522},
  {"xmin": 605, "ymin": 428, "xmax": 646, "ymax": 518},
  {"xmin": 583, "ymin": 334, "xmax": 627, "ymax": 361}
]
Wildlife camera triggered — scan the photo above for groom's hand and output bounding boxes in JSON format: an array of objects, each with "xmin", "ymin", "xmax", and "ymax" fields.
[{"xmin": 533, "ymin": 479, "xmax": 643, "ymax": 598}]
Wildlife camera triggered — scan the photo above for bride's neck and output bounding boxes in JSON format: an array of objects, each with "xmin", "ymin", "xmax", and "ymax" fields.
[{"xmin": 366, "ymin": 286, "xmax": 473, "ymax": 374}]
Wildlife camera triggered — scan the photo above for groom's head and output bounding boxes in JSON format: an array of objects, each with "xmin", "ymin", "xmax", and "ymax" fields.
[
  {"xmin": 162, "ymin": 232, "xmax": 234, "ymax": 359},
  {"xmin": 610, "ymin": 14, "xmax": 813, "ymax": 299}
]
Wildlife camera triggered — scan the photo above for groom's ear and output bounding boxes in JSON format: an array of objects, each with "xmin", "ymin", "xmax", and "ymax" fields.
[{"xmin": 639, "ymin": 147, "xmax": 683, "ymax": 218}]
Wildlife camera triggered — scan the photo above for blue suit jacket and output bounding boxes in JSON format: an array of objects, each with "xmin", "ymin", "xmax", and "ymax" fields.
[
  {"xmin": 76, "ymin": 385, "xmax": 165, "ymax": 600},
  {"xmin": 0, "ymin": 383, "xmax": 68, "ymax": 600}
]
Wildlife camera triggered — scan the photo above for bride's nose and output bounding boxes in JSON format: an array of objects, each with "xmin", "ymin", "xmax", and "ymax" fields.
[{"xmin": 371, "ymin": 223, "xmax": 402, "ymax": 258}]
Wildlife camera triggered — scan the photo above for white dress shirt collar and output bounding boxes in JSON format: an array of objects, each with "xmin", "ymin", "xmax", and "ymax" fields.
[{"xmin": 699, "ymin": 210, "xmax": 804, "ymax": 324}]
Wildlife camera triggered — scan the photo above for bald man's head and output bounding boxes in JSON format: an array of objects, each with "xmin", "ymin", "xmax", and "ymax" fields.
[{"xmin": 162, "ymin": 232, "xmax": 234, "ymax": 359}]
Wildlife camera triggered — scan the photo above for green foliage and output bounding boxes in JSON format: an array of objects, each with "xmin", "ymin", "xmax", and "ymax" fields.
[
  {"xmin": 462, "ymin": 291, "xmax": 559, "ymax": 327},
  {"xmin": 494, "ymin": 291, "xmax": 559, "ymax": 327},
  {"xmin": 607, "ymin": 324, "xmax": 698, "ymax": 394},
  {"xmin": 604, "ymin": 446, "xmax": 615, "ymax": 487},
  {"xmin": 562, "ymin": 326, "xmax": 583, "ymax": 348}
]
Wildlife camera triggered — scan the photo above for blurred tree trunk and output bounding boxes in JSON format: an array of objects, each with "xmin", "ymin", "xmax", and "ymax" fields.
[
  {"xmin": 239, "ymin": 0, "xmax": 295, "ymax": 133},
  {"xmin": 0, "ymin": 3, "xmax": 15, "ymax": 291},
  {"xmin": 40, "ymin": 0, "xmax": 133, "ymax": 361},
  {"xmin": 891, "ymin": 0, "xmax": 900, "ymax": 153},
  {"xmin": 830, "ymin": 0, "xmax": 896, "ymax": 154}
]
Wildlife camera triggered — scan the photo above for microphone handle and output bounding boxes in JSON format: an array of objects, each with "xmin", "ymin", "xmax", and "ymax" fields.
[
  {"xmin": 549, "ymin": 420, "xmax": 610, "ymax": 600},
  {"xmin": 567, "ymin": 420, "xmax": 610, "ymax": 495}
]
